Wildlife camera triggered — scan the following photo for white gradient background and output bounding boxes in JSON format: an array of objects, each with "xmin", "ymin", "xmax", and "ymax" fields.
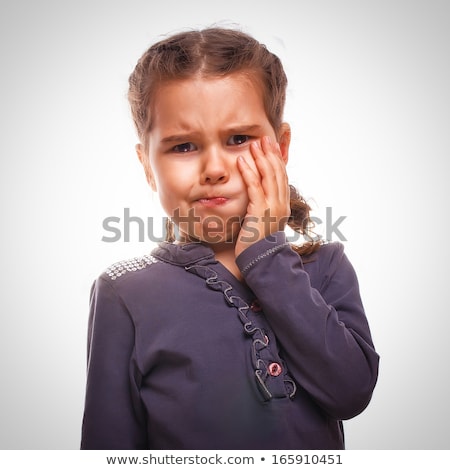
[{"xmin": 0, "ymin": 0, "xmax": 449, "ymax": 450}]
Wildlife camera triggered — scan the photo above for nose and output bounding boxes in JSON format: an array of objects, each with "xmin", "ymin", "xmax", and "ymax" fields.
[{"xmin": 200, "ymin": 147, "xmax": 230, "ymax": 185}]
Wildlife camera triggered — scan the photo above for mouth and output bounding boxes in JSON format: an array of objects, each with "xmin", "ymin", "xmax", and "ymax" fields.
[{"xmin": 195, "ymin": 197, "xmax": 229, "ymax": 207}]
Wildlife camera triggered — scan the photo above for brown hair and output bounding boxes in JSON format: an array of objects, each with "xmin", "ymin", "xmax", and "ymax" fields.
[{"xmin": 128, "ymin": 27, "xmax": 320, "ymax": 256}]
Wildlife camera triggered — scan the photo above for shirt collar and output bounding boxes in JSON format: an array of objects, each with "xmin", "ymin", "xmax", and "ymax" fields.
[{"xmin": 152, "ymin": 241, "xmax": 217, "ymax": 267}]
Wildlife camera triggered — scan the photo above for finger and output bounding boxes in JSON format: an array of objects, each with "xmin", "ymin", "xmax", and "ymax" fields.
[
  {"xmin": 256, "ymin": 137, "xmax": 289, "ymax": 202},
  {"xmin": 260, "ymin": 137, "xmax": 290, "ymax": 214},
  {"xmin": 236, "ymin": 155, "xmax": 266, "ymax": 208},
  {"xmin": 262, "ymin": 136, "xmax": 288, "ymax": 179},
  {"xmin": 249, "ymin": 140, "xmax": 278, "ymax": 198}
]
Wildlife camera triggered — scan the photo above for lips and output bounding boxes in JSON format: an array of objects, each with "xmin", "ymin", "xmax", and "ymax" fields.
[{"xmin": 196, "ymin": 197, "xmax": 229, "ymax": 207}]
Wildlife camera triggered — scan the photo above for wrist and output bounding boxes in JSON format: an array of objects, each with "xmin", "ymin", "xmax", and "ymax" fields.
[{"xmin": 236, "ymin": 231, "xmax": 288, "ymax": 274}]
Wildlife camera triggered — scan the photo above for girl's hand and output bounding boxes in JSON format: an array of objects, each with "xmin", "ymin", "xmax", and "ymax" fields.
[{"xmin": 235, "ymin": 136, "xmax": 290, "ymax": 257}]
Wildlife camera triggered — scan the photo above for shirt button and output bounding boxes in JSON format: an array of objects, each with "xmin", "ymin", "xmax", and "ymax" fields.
[
  {"xmin": 250, "ymin": 299, "xmax": 262, "ymax": 312},
  {"xmin": 268, "ymin": 362, "xmax": 282, "ymax": 376}
]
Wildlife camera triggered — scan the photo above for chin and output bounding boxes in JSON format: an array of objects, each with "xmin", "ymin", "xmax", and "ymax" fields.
[{"xmin": 200, "ymin": 219, "xmax": 241, "ymax": 245}]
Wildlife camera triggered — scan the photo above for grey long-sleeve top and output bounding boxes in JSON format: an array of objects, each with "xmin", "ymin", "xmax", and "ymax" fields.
[{"xmin": 81, "ymin": 232, "xmax": 379, "ymax": 449}]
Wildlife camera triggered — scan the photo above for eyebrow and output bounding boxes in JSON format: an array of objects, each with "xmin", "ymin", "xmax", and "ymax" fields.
[
  {"xmin": 225, "ymin": 124, "xmax": 264, "ymax": 135},
  {"xmin": 160, "ymin": 125, "xmax": 264, "ymax": 144},
  {"xmin": 160, "ymin": 133, "xmax": 201, "ymax": 144}
]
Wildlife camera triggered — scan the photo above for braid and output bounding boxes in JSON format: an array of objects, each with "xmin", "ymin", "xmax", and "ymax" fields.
[{"xmin": 288, "ymin": 185, "xmax": 321, "ymax": 257}]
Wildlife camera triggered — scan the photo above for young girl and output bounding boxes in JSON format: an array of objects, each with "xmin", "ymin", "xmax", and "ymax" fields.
[{"xmin": 81, "ymin": 27, "xmax": 379, "ymax": 450}]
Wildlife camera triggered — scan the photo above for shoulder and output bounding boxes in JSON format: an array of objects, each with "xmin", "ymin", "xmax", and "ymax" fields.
[
  {"xmin": 103, "ymin": 253, "xmax": 159, "ymax": 281},
  {"xmin": 90, "ymin": 253, "xmax": 162, "ymax": 310},
  {"xmin": 301, "ymin": 241, "xmax": 351, "ymax": 290},
  {"xmin": 301, "ymin": 240, "xmax": 345, "ymax": 266}
]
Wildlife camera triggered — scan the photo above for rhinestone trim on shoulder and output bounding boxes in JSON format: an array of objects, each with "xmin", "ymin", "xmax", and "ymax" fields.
[{"xmin": 106, "ymin": 254, "xmax": 157, "ymax": 280}]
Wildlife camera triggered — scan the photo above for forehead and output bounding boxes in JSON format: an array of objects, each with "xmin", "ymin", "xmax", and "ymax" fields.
[
  {"xmin": 155, "ymin": 71, "xmax": 263, "ymax": 99},
  {"xmin": 150, "ymin": 73, "xmax": 269, "ymax": 132}
]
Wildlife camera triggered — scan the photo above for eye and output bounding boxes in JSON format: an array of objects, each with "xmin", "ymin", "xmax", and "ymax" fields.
[
  {"xmin": 227, "ymin": 135, "xmax": 250, "ymax": 146},
  {"xmin": 172, "ymin": 142, "xmax": 196, "ymax": 153}
]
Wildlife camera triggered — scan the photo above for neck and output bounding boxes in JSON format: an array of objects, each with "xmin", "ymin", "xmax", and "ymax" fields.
[
  {"xmin": 175, "ymin": 234, "xmax": 243, "ymax": 281},
  {"xmin": 213, "ymin": 247, "xmax": 243, "ymax": 281}
]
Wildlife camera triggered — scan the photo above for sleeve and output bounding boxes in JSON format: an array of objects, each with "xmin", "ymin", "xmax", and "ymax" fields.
[
  {"xmin": 80, "ymin": 275, "xmax": 147, "ymax": 449},
  {"xmin": 236, "ymin": 232, "xmax": 379, "ymax": 420}
]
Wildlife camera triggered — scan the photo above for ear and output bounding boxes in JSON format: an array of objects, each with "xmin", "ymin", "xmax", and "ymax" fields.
[
  {"xmin": 277, "ymin": 122, "xmax": 291, "ymax": 164},
  {"xmin": 136, "ymin": 143, "xmax": 157, "ymax": 192}
]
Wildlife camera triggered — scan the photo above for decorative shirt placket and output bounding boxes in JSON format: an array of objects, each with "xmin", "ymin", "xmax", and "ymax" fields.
[{"xmin": 185, "ymin": 263, "xmax": 297, "ymax": 401}]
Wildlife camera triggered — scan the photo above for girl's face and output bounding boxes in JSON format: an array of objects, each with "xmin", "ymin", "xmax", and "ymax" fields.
[{"xmin": 139, "ymin": 73, "xmax": 290, "ymax": 248}]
